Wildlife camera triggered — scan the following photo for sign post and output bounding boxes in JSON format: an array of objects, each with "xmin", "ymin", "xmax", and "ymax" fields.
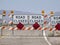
[
  {"xmin": 50, "ymin": 11, "xmax": 54, "ymax": 36},
  {"xmin": 0, "ymin": 15, "xmax": 2, "ymax": 26},
  {"xmin": 0, "ymin": 15, "xmax": 3, "ymax": 36},
  {"xmin": 10, "ymin": 10, "xmax": 14, "ymax": 36},
  {"xmin": 41, "ymin": 10, "xmax": 45, "ymax": 36},
  {"xmin": 1, "ymin": 10, "xmax": 6, "ymax": 36}
]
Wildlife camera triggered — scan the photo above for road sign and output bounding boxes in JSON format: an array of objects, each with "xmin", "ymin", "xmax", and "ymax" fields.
[
  {"xmin": 13, "ymin": 15, "xmax": 28, "ymax": 24},
  {"xmin": 51, "ymin": 16, "xmax": 60, "ymax": 25},
  {"xmin": 29, "ymin": 15, "xmax": 44, "ymax": 24}
]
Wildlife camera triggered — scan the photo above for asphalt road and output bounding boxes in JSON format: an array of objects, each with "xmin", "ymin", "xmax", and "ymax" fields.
[
  {"xmin": 0, "ymin": 27, "xmax": 60, "ymax": 45},
  {"xmin": 0, "ymin": 36, "xmax": 60, "ymax": 45}
]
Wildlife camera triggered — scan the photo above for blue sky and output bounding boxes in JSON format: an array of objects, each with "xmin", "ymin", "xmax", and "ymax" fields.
[{"xmin": 0, "ymin": 0, "xmax": 60, "ymax": 14}]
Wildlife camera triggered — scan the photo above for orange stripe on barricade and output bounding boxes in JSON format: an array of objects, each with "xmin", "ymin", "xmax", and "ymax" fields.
[
  {"xmin": 3, "ymin": 26, "xmax": 8, "ymax": 30},
  {"xmin": 22, "ymin": 27, "xmax": 26, "ymax": 30},
  {"xmin": 37, "ymin": 27, "xmax": 42, "ymax": 30},
  {"xmin": 27, "ymin": 27, "xmax": 34, "ymax": 30},
  {"xmin": 53, "ymin": 28, "xmax": 56, "ymax": 31},
  {"xmin": 22, "ymin": 27, "xmax": 34, "ymax": 30},
  {"xmin": 1, "ymin": 26, "xmax": 6, "ymax": 30},
  {"xmin": 52, "ymin": 28, "xmax": 56, "ymax": 31},
  {"xmin": 8, "ymin": 21, "xmax": 13, "ymax": 25},
  {"xmin": 14, "ymin": 27, "xmax": 18, "ymax": 30},
  {"xmin": 50, "ymin": 28, "xmax": 56, "ymax": 31},
  {"xmin": 9, "ymin": 27, "xmax": 14, "ymax": 30},
  {"xmin": 44, "ymin": 27, "xmax": 48, "ymax": 30},
  {"xmin": 31, "ymin": 27, "xmax": 34, "ymax": 30},
  {"xmin": 44, "ymin": 21, "xmax": 47, "ymax": 24},
  {"xmin": 1, "ymin": 26, "xmax": 57, "ymax": 31},
  {"xmin": 49, "ymin": 28, "xmax": 53, "ymax": 31},
  {"xmin": 44, "ymin": 15, "xmax": 48, "ymax": 18},
  {"xmin": 41, "ymin": 27, "xmax": 45, "ymax": 30},
  {"xmin": 27, "ymin": 27, "xmax": 32, "ymax": 30}
]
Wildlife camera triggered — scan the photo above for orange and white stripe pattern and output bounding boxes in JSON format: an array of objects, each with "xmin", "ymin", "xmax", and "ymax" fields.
[
  {"xmin": 8, "ymin": 21, "xmax": 13, "ymax": 25},
  {"xmin": 44, "ymin": 15, "xmax": 48, "ymax": 18},
  {"xmin": 8, "ymin": 26, "xmax": 14, "ymax": 30},
  {"xmin": 49, "ymin": 27, "xmax": 56, "ymax": 31},
  {"xmin": 14, "ymin": 27, "xmax": 18, "ymax": 30},
  {"xmin": 0, "ymin": 26, "xmax": 57, "ymax": 31},
  {"xmin": 8, "ymin": 13, "xmax": 13, "ymax": 18},
  {"xmin": 1, "ymin": 26, "xmax": 6, "ymax": 30}
]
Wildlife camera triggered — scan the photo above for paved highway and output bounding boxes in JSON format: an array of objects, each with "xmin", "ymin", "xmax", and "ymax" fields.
[
  {"xmin": 0, "ymin": 35, "xmax": 60, "ymax": 45},
  {"xmin": 0, "ymin": 28, "xmax": 60, "ymax": 45}
]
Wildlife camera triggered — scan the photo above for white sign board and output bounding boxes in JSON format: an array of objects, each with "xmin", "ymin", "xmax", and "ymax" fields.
[
  {"xmin": 29, "ymin": 15, "xmax": 44, "ymax": 24},
  {"xmin": 13, "ymin": 15, "xmax": 28, "ymax": 24},
  {"xmin": 51, "ymin": 16, "xmax": 60, "ymax": 25}
]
